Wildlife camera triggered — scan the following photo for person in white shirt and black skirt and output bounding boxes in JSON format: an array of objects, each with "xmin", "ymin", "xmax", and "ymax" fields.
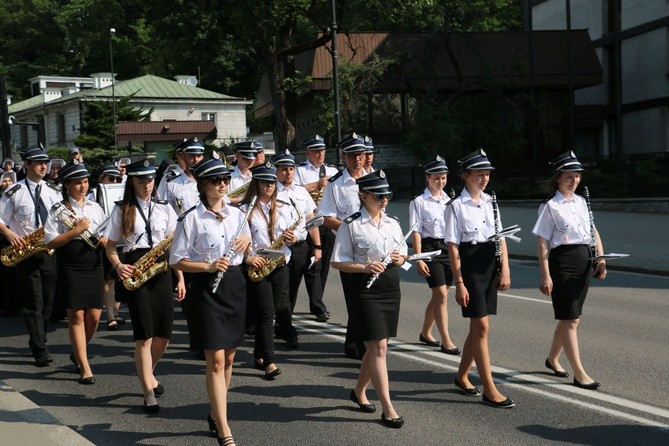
[
  {"xmin": 170, "ymin": 154, "xmax": 251, "ymax": 446},
  {"xmin": 104, "ymin": 159, "xmax": 186, "ymax": 413},
  {"xmin": 445, "ymin": 149, "xmax": 515, "ymax": 409},
  {"xmin": 332, "ymin": 169, "xmax": 408, "ymax": 428},
  {"xmin": 532, "ymin": 151, "xmax": 607, "ymax": 390},
  {"xmin": 44, "ymin": 161, "xmax": 107, "ymax": 384}
]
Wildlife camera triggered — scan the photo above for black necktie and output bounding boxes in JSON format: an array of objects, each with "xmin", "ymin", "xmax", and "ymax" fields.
[{"xmin": 35, "ymin": 184, "xmax": 47, "ymax": 226}]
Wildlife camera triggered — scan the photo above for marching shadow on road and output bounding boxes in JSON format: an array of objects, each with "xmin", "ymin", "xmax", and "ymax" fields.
[{"xmin": 517, "ymin": 423, "xmax": 669, "ymax": 445}]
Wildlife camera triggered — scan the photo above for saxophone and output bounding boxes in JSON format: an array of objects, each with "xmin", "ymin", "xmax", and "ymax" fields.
[
  {"xmin": 247, "ymin": 201, "xmax": 302, "ymax": 282},
  {"xmin": 122, "ymin": 234, "xmax": 174, "ymax": 290},
  {"xmin": 308, "ymin": 164, "xmax": 327, "ymax": 206},
  {"xmin": 1, "ymin": 227, "xmax": 54, "ymax": 267},
  {"xmin": 227, "ymin": 182, "xmax": 250, "ymax": 199}
]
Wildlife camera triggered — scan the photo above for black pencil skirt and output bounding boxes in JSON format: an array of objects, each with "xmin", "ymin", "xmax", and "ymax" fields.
[
  {"xmin": 459, "ymin": 242, "xmax": 499, "ymax": 318},
  {"xmin": 123, "ymin": 249, "xmax": 174, "ymax": 341},
  {"xmin": 549, "ymin": 244, "xmax": 592, "ymax": 320},
  {"xmin": 189, "ymin": 266, "xmax": 246, "ymax": 350},
  {"xmin": 56, "ymin": 240, "xmax": 104, "ymax": 310},
  {"xmin": 348, "ymin": 267, "xmax": 401, "ymax": 341}
]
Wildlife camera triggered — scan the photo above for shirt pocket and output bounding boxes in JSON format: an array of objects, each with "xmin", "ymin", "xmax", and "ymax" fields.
[
  {"xmin": 194, "ymin": 230, "xmax": 223, "ymax": 257},
  {"xmin": 352, "ymin": 233, "xmax": 377, "ymax": 258},
  {"xmin": 16, "ymin": 205, "xmax": 34, "ymax": 226},
  {"xmin": 152, "ymin": 220, "xmax": 167, "ymax": 239}
]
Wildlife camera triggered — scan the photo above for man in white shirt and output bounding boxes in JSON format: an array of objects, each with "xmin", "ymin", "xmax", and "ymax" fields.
[{"xmin": 227, "ymin": 141, "xmax": 257, "ymax": 204}]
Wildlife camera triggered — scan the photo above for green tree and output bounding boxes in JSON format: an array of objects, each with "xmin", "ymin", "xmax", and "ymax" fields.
[{"xmin": 75, "ymin": 94, "xmax": 152, "ymax": 150}]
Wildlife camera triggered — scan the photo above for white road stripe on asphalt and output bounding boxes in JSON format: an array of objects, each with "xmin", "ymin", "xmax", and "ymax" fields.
[
  {"xmin": 499, "ymin": 292, "xmax": 551, "ymax": 304},
  {"xmin": 295, "ymin": 316, "xmax": 669, "ymax": 431}
]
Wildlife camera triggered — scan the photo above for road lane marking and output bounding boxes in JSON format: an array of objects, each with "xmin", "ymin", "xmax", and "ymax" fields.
[
  {"xmin": 499, "ymin": 292, "xmax": 551, "ymax": 304},
  {"xmin": 295, "ymin": 316, "xmax": 669, "ymax": 430}
]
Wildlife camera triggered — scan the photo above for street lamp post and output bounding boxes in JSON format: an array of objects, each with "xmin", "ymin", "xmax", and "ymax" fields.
[
  {"xmin": 330, "ymin": 0, "xmax": 342, "ymax": 168},
  {"xmin": 109, "ymin": 28, "xmax": 118, "ymax": 152}
]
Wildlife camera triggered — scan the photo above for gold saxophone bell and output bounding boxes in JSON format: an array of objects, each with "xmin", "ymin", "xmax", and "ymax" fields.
[
  {"xmin": 0, "ymin": 227, "xmax": 54, "ymax": 267},
  {"xmin": 247, "ymin": 200, "xmax": 303, "ymax": 282},
  {"xmin": 123, "ymin": 234, "xmax": 174, "ymax": 290}
]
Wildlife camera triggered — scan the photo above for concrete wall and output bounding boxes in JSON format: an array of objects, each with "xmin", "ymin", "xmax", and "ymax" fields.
[
  {"xmin": 622, "ymin": 28, "xmax": 669, "ymax": 103},
  {"xmin": 623, "ymin": 107, "xmax": 668, "ymax": 153}
]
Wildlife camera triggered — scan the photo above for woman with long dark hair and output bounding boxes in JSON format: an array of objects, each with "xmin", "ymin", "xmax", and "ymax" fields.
[
  {"xmin": 532, "ymin": 151, "xmax": 607, "ymax": 390},
  {"xmin": 240, "ymin": 162, "xmax": 298, "ymax": 380},
  {"xmin": 104, "ymin": 159, "xmax": 186, "ymax": 413},
  {"xmin": 332, "ymin": 169, "xmax": 408, "ymax": 428},
  {"xmin": 170, "ymin": 154, "xmax": 250, "ymax": 446},
  {"xmin": 45, "ymin": 162, "xmax": 106, "ymax": 384},
  {"xmin": 445, "ymin": 149, "xmax": 514, "ymax": 408}
]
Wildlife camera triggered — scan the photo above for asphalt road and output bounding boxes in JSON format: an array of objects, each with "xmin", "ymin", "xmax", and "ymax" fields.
[{"xmin": 0, "ymin": 260, "xmax": 667, "ymax": 446}]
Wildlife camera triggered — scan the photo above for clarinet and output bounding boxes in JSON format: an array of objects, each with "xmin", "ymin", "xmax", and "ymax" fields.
[
  {"xmin": 445, "ymin": 187, "xmax": 457, "ymax": 206},
  {"xmin": 209, "ymin": 196, "xmax": 257, "ymax": 293},
  {"xmin": 491, "ymin": 191, "xmax": 502, "ymax": 274},
  {"xmin": 583, "ymin": 186, "xmax": 599, "ymax": 271},
  {"xmin": 365, "ymin": 221, "xmax": 419, "ymax": 289}
]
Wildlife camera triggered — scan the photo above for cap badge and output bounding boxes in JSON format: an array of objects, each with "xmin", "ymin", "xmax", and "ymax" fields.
[
  {"xmin": 143, "ymin": 159, "xmax": 150, "ymax": 167},
  {"xmin": 379, "ymin": 169, "xmax": 385, "ymax": 178},
  {"xmin": 212, "ymin": 150, "xmax": 220, "ymax": 160},
  {"xmin": 436, "ymin": 155, "xmax": 442, "ymax": 161}
]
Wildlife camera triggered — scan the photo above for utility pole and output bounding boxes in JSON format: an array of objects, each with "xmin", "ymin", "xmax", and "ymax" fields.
[{"xmin": 330, "ymin": 0, "xmax": 342, "ymax": 168}]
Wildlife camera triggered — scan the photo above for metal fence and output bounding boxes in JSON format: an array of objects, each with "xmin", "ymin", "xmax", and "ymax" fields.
[{"xmin": 386, "ymin": 152, "xmax": 669, "ymax": 200}]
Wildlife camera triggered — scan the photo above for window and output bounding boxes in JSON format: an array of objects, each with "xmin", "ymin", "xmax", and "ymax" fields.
[{"xmin": 201, "ymin": 112, "xmax": 216, "ymax": 121}]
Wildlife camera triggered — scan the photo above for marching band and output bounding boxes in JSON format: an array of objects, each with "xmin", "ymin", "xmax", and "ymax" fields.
[{"xmin": 0, "ymin": 136, "xmax": 615, "ymax": 444}]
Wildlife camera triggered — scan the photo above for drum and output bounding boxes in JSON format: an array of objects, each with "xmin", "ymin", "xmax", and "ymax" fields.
[{"xmin": 97, "ymin": 183, "xmax": 126, "ymax": 215}]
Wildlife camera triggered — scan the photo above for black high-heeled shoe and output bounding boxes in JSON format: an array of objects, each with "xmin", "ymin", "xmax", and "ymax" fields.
[
  {"xmin": 349, "ymin": 390, "xmax": 376, "ymax": 413},
  {"xmin": 217, "ymin": 435, "xmax": 235, "ymax": 446},
  {"xmin": 208, "ymin": 414, "xmax": 219, "ymax": 436}
]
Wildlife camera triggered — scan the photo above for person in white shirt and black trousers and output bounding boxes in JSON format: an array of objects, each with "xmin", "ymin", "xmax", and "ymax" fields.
[{"xmin": 0, "ymin": 146, "xmax": 61, "ymax": 367}]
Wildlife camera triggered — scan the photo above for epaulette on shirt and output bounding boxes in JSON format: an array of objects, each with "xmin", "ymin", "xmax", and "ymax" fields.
[
  {"xmin": 298, "ymin": 161, "xmax": 308, "ymax": 167},
  {"xmin": 165, "ymin": 170, "xmax": 181, "ymax": 182},
  {"xmin": 46, "ymin": 181, "xmax": 61, "ymax": 191},
  {"xmin": 276, "ymin": 199, "xmax": 289, "ymax": 207},
  {"xmin": 151, "ymin": 197, "xmax": 169, "ymax": 205},
  {"xmin": 343, "ymin": 211, "xmax": 361, "ymax": 224},
  {"xmin": 5, "ymin": 183, "xmax": 21, "ymax": 197},
  {"xmin": 328, "ymin": 171, "xmax": 343, "ymax": 183},
  {"xmin": 177, "ymin": 205, "xmax": 197, "ymax": 222},
  {"xmin": 114, "ymin": 200, "xmax": 123, "ymax": 205}
]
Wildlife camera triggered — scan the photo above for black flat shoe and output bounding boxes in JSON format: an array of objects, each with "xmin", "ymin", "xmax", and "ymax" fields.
[
  {"xmin": 208, "ymin": 414, "xmax": 219, "ymax": 436},
  {"xmin": 78, "ymin": 375, "xmax": 95, "ymax": 385},
  {"xmin": 143, "ymin": 400, "xmax": 160, "ymax": 414},
  {"xmin": 114, "ymin": 316, "xmax": 126, "ymax": 325},
  {"xmin": 418, "ymin": 334, "xmax": 441, "ymax": 347},
  {"xmin": 573, "ymin": 378, "xmax": 601, "ymax": 390},
  {"xmin": 285, "ymin": 337, "xmax": 299, "ymax": 349},
  {"xmin": 380, "ymin": 413, "xmax": 404, "ymax": 428},
  {"xmin": 440, "ymin": 345, "xmax": 461, "ymax": 355},
  {"xmin": 254, "ymin": 359, "xmax": 265, "ymax": 371},
  {"xmin": 153, "ymin": 382, "xmax": 164, "ymax": 396},
  {"xmin": 545, "ymin": 358, "xmax": 569, "ymax": 378},
  {"xmin": 106, "ymin": 320, "xmax": 119, "ymax": 331},
  {"xmin": 34, "ymin": 354, "xmax": 53, "ymax": 367},
  {"xmin": 454, "ymin": 377, "xmax": 481, "ymax": 397},
  {"xmin": 482, "ymin": 394, "xmax": 515, "ymax": 409},
  {"xmin": 349, "ymin": 390, "xmax": 376, "ymax": 413},
  {"xmin": 265, "ymin": 367, "xmax": 282, "ymax": 380}
]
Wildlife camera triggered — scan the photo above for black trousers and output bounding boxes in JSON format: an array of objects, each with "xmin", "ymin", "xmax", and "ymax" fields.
[
  {"xmin": 16, "ymin": 252, "xmax": 57, "ymax": 358},
  {"xmin": 317, "ymin": 227, "xmax": 336, "ymax": 293},
  {"xmin": 340, "ymin": 271, "xmax": 366, "ymax": 357},
  {"xmin": 247, "ymin": 266, "xmax": 291, "ymax": 365},
  {"xmin": 288, "ymin": 240, "xmax": 327, "ymax": 315}
]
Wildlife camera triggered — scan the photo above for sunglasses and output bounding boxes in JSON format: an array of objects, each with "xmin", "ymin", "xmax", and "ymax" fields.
[
  {"xmin": 208, "ymin": 176, "xmax": 232, "ymax": 186},
  {"xmin": 371, "ymin": 192, "xmax": 392, "ymax": 202}
]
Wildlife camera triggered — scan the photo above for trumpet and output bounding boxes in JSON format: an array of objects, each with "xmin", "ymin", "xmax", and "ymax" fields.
[{"xmin": 53, "ymin": 202, "xmax": 105, "ymax": 249}]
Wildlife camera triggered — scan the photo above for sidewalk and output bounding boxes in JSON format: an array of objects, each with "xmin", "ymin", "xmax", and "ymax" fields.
[
  {"xmin": 386, "ymin": 201, "xmax": 669, "ymax": 276},
  {"xmin": 0, "ymin": 380, "xmax": 94, "ymax": 446}
]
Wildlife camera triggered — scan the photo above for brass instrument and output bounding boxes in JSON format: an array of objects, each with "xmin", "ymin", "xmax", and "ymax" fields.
[
  {"xmin": 123, "ymin": 234, "xmax": 174, "ymax": 290},
  {"xmin": 309, "ymin": 164, "xmax": 327, "ymax": 207},
  {"xmin": 227, "ymin": 182, "xmax": 250, "ymax": 199},
  {"xmin": 53, "ymin": 202, "xmax": 104, "ymax": 249},
  {"xmin": 0, "ymin": 227, "xmax": 54, "ymax": 267},
  {"xmin": 247, "ymin": 201, "xmax": 302, "ymax": 282}
]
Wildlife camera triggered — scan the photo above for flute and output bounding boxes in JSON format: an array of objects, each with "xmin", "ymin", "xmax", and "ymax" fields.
[
  {"xmin": 491, "ymin": 191, "xmax": 502, "ymax": 274},
  {"xmin": 365, "ymin": 220, "xmax": 419, "ymax": 289},
  {"xmin": 209, "ymin": 196, "xmax": 257, "ymax": 293},
  {"xmin": 583, "ymin": 186, "xmax": 599, "ymax": 271}
]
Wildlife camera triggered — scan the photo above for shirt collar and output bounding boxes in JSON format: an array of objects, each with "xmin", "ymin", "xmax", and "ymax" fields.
[
  {"xmin": 555, "ymin": 191, "xmax": 576, "ymax": 203},
  {"xmin": 422, "ymin": 188, "xmax": 444, "ymax": 202}
]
